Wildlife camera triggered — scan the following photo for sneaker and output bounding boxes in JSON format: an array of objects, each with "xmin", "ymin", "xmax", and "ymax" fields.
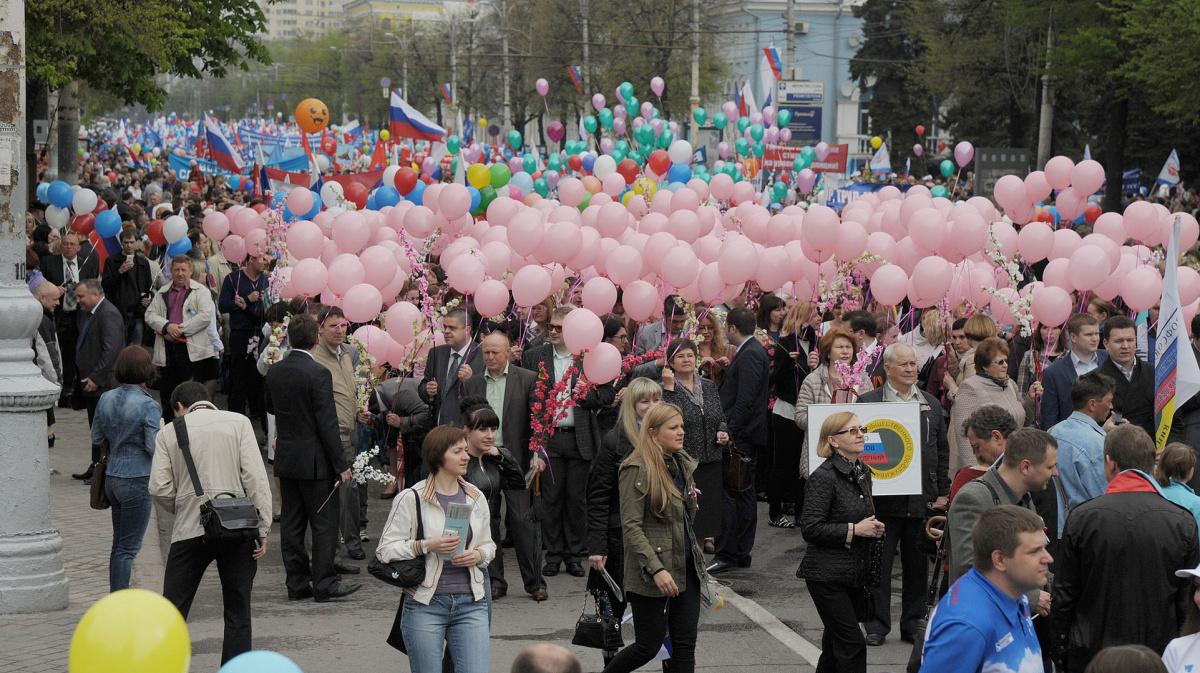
[{"xmin": 359, "ymin": 529, "xmax": 370, "ymax": 543}]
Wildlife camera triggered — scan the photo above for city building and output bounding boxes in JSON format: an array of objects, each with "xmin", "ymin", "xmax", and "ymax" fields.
[
  {"xmin": 343, "ymin": 0, "xmax": 446, "ymax": 27},
  {"xmin": 257, "ymin": 0, "xmax": 347, "ymax": 40}
]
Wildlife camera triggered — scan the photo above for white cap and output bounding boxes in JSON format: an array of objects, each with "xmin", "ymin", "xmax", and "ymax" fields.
[{"xmin": 1175, "ymin": 563, "xmax": 1200, "ymax": 579}]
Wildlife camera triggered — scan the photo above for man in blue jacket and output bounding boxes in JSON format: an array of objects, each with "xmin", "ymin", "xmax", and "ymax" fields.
[{"xmin": 1039, "ymin": 313, "xmax": 1106, "ymax": 429}]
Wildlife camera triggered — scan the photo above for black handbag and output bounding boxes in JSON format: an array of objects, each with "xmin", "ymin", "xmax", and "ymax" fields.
[
  {"xmin": 571, "ymin": 592, "xmax": 623, "ymax": 651},
  {"xmin": 368, "ymin": 488, "xmax": 426, "ymax": 589},
  {"xmin": 89, "ymin": 441, "xmax": 111, "ymax": 510},
  {"xmin": 722, "ymin": 448, "xmax": 753, "ymax": 491},
  {"xmin": 386, "ymin": 594, "xmax": 409, "ymax": 653},
  {"xmin": 174, "ymin": 417, "xmax": 261, "ymax": 545}
]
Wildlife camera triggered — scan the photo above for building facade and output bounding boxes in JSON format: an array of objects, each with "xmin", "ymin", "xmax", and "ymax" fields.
[{"xmin": 257, "ymin": 0, "xmax": 346, "ymax": 40}]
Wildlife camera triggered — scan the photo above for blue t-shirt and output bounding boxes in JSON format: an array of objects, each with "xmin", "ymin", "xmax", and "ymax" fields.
[{"xmin": 920, "ymin": 568, "xmax": 1043, "ymax": 673}]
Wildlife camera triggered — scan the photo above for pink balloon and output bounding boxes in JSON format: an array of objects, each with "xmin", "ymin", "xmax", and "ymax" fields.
[
  {"xmin": 404, "ymin": 205, "xmax": 438, "ymax": 239},
  {"xmin": 582, "ymin": 276, "xmax": 618, "ymax": 315},
  {"xmin": 698, "ymin": 263, "xmax": 743, "ymax": 305},
  {"xmin": 202, "ymin": 211, "xmax": 230, "ymax": 241},
  {"xmin": 989, "ymin": 287, "xmax": 1019, "ymax": 326},
  {"xmin": 1031, "ymin": 286, "xmax": 1072, "ymax": 326},
  {"xmin": 292, "ymin": 258, "xmax": 329, "ymax": 297},
  {"xmin": 717, "ymin": 238, "xmax": 758, "ymax": 285},
  {"xmin": 445, "ymin": 253, "xmax": 486, "ymax": 294},
  {"xmin": 511, "ymin": 265, "xmax": 553, "ymax": 307},
  {"xmin": 474, "ymin": 279, "xmax": 510, "ymax": 318},
  {"xmin": 1042, "ymin": 258, "xmax": 1071, "ymax": 290},
  {"xmin": 508, "ymin": 210, "xmax": 546, "ymax": 256},
  {"xmin": 953, "ymin": 141, "xmax": 974, "ymax": 167},
  {"xmin": 1121, "ymin": 267, "xmax": 1164, "ymax": 312},
  {"xmin": 360, "ymin": 245, "xmax": 400, "ymax": 289},
  {"xmin": 833, "ymin": 221, "xmax": 868, "ymax": 261},
  {"xmin": 1024, "ymin": 171, "xmax": 1053, "ymax": 204},
  {"xmin": 709, "ymin": 173, "xmax": 734, "ymax": 201},
  {"xmin": 801, "ymin": 205, "xmax": 840, "ymax": 250},
  {"xmin": 650, "ymin": 76, "xmax": 665, "ymax": 97},
  {"xmin": 1123, "ymin": 201, "xmax": 1159, "ymax": 244},
  {"xmin": 1055, "ymin": 187, "xmax": 1085, "ymax": 222},
  {"xmin": 536, "ymin": 78, "xmax": 549, "ymax": 96},
  {"xmin": 1048, "ymin": 228, "xmax": 1082, "ymax": 260},
  {"xmin": 327, "ymin": 256, "xmax": 366, "ymax": 296},
  {"xmin": 1071, "ymin": 159, "xmax": 1105, "ymax": 195},
  {"xmin": 543, "ymin": 220, "xmax": 584, "ymax": 263},
  {"xmin": 437, "ymin": 184, "xmax": 470, "ymax": 220},
  {"xmin": 606, "ymin": 245, "xmax": 643, "ymax": 286},
  {"xmin": 231, "ymin": 208, "xmax": 264, "ymax": 237},
  {"xmin": 342, "ymin": 283, "xmax": 384, "ymax": 323},
  {"xmin": 244, "ymin": 228, "xmax": 268, "ymax": 257},
  {"xmin": 870, "ymin": 265, "xmax": 909, "ymax": 306},
  {"xmin": 993, "ymin": 175, "xmax": 1027, "ymax": 212},
  {"xmin": 1017, "ymin": 222, "xmax": 1055, "ymax": 262},
  {"xmin": 908, "ymin": 208, "xmax": 947, "ymax": 252},
  {"xmin": 912, "ymin": 143, "xmax": 923, "ymax": 158},
  {"xmin": 332, "ymin": 211, "xmax": 370, "ymax": 254},
  {"xmin": 563, "ymin": 308, "xmax": 604, "ymax": 354},
  {"xmin": 220, "ymin": 234, "xmax": 246, "ymax": 264},
  {"xmin": 1044, "ymin": 156, "xmax": 1075, "ymax": 191},
  {"xmin": 1068, "ymin": 245, "xmax": 1111, "ymax": 291},
  {"xmin": 385, "ymin": 301, "xmax": 423, "ymax": 344},
  {"xmin": 911, "ymin": 257, "xmax": 953, "ymax": 300},
  {"xmin": 622, "ymin": 280, "xmax": 659, "ymax": 321},
  {"xmin": 286, "ymin": 188, "xmax": 315, "ymax": 217},
  {"xmin": 559, "ymin": 178, "xmax": 586, "ymax": 208},
  {"xmin": 583, "ymin": 342, "xmax": 622, "ymax": 384},
  {"xmin": 286, "ymin": 220, "xmax": 325, "ymax": 260},
  {"xmin": 1180, "ymin": 267, "xmax": 1200, "ymax": 306}
]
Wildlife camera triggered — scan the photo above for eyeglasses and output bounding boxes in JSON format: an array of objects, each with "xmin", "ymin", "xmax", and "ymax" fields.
[
  {"xmin": 833, "ymin": 426, "xmax": 867, "ymax": 436},
  {"xmin": 548, "ymin": 324, "xmax": 564, "ymax": 332},
  {"xmin": 611, "ymin": 333, "xmax": 629, "ymax": 341}
]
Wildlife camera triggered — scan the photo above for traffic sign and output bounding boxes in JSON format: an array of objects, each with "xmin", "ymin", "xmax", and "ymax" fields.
[{"xmin": 380, "ymin": 77, "xmax": 391, "ymax": 88}]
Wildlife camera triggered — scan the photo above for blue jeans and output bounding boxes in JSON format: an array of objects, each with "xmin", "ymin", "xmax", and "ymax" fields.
[
  {"xmin": 106, "ymin": 475, "xmax": 152, "ymax": 591},
  {"xmin": 401, "ymin": 591, "xmax": 490, "ymax": 673}
]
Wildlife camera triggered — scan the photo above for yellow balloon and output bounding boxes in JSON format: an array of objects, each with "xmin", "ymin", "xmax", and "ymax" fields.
[
  {"xmin": 632, "ymin": 178, "xmax": 657, "ymax": 199},
  {"xmin": 870, "ymin": 136, "xmax": 882, "ymax": 149},
  {"xmin": 70, "ymin": 589, "xmax": 190, "ymax": 673},
  {"xmin": 478, "ymin": 118, "xmax": 488, "ymax": 128},
  {"xmin": 467, "ymin": 163, "xmax": 491, "ymax": 190},
  {"xmin": 132, "ymin": 144, "xmax": 142, "ymax": 154},
  {"xmin": 379, "ymin": 130, "xmax": 390, "ymax": 141},
  {"xmin": 621, "ymin": 190, "xmax": 634, "ymax": 206}
]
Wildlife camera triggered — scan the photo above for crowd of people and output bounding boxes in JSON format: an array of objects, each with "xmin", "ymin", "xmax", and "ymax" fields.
[{"xmin": 24, "ymin": 156, "xmax": 1200, "ymax": 673}]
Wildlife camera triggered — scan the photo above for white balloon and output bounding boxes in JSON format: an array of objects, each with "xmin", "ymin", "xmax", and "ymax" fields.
[
  {"xmin": 383, "ymin": 165, "xmax": 400, "ymax": 190},
  {"xmin": 321, "ymin": 181, "xmax": 345, "ymax": 208},
  {"xmin": 668, "ymin": 140, "xmax": 694, "ymax": 165},
  {"xmin": 593, "ymin": 155, "xmax": 617, "ymax": 180},
  {"xmin": 71, "ymin": 188, "xmax": 98, "ymax": 215},
  {"xmin": 315, "ymin": 155, "xmax": 330, "ymax": 173},
  {"xmin": 45, "ymin": 205, "xmax": 69, "ymax": 230},
  {"xmin": 163, "ymin": 215, "xmax": 188, "ymax": 244}
]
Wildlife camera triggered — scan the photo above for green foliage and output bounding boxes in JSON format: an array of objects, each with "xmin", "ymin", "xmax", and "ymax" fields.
[{"xmin": 27, "ymin": 0, "xmax": 273, "ymax": 111}]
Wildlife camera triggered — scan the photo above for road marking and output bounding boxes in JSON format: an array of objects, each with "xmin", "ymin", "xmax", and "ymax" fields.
[{"xmin": 722, "ymin": 585, "xmax": 822, "ymax": 666}]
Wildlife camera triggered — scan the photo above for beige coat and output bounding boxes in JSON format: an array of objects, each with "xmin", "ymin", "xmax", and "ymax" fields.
[
  {"xmin": 149, "ymin": 406, "xmax": 273, "ymax": 543},
  {"xmin": 144, "ymin": 279, "xmax": 216, "ymax": 367},
  {"xmin": 949, "ymin": 375, "xmax": 1026, "ymax": 474}
]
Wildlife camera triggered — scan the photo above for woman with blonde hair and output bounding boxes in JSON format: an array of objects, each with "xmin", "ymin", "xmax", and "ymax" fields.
[
  {"xmin": 798, "ymin": 411, "xmax": 885, "ymax": 673},
  {"xmin": 794, "ymin": 329, "xmax": 870, "ymax": 482},
  {"xmin": 604, "ymin": 402, "xmax": 709, "ymax": 673},
  {"xmin": 695, "ymin": 310, "xmax": 734, "ymax": 385}
]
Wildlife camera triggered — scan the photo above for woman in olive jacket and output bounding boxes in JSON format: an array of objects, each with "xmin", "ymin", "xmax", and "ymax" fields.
[
  {"xmin": 798, "ymin": 411, "xmax": 886, "ymax": 673},
  {"xmin": 604, "ymin": 402, "xmax": 710, "ymax": 673}
]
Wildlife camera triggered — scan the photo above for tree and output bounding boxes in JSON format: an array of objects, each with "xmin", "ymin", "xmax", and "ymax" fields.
[{"xmin": 27, "ymin": 0, "xmax": 273, "ymax": 110}]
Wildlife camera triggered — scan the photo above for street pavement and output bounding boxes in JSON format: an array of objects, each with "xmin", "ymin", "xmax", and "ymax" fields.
[{"xmin": 0, "ymin": 402, "xmax": 921, "ymax": 673}]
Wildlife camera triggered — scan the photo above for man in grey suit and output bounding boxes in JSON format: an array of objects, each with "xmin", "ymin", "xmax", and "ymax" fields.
[
  {"xmin": 464, "ymin": 329, "xmax": 547, "ymax": 600},
  {"xmin": 70, "ymin": 278, "xmax": 125, "ymax": 482}
]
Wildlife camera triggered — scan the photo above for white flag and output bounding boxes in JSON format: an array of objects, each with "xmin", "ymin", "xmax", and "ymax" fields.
[
  {"xmin": 870, "ymin": 142, "xmax": 891, "ymax": 174},
  {"xmin": 1154, "ymin": 216, "xmax": 1200, "ymax": 448},
  {"xmin": 1158, "ymin": 149, "xmax": 1181, "ymax": 186}
]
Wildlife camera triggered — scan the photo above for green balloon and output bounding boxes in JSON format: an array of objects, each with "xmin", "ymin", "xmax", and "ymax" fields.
[
  {"xmin": 577, "ymin": 191, "xmax": 591, "ymax": 211},
  {"xmin": 564, "ymin": 139, "xmax": 578, "ymax": 155},
  {"xmin": 628, "ymin": 150, "xmax": 643, "ymax": 166},
  {"xmin": 793, "ymin": 157, "xmax": 807, "ymax": 172},
  {"xmin": 447, "ymin": 135, "xmax": 461, "ymax": 154},
  {"xmin": 735, "ymin": 138, "xmax": 750, "ymax": 155},
  {"xmin": 750, "ymin": 124, "xmax": 764, "ymax": 141},
  {"xmin": 752, "ymin": 141, "xmax": 765, "ymax": 158},
  {"xmin": 599, "ymin": 108, "xmax": 614, "ymax": 130},
  {"xmin": 619, "ymin": 82, "xmax": 634, "ymax": 100},
  {"xmin": 611, "ymin": 149, "xmax": 626, "ymax": 164},
  {"xmin": 625, "ymin": 96, "xmax": 639, "ymax": 116},
  {"xmin": 615, "ymin": 140, "xmax": 630, "ymax": 154},
  {"xmin": 772, "ymin": 181, "xmax": 787, "ymax": 201},
  {"xmin": 931, "ymin": 185, "xmax": 949, "ymax": 198},
  {"xmin": 489, "ymin": 163, "xmax": 511, "ymax": 188},
  {"xmin": 657, "ymin": 130, "xmax": 673, "ymax": 149},
  {"xmin": 777, "ymin": 109, "xmax": 792, "ymax": 127},
  {"xmin": 940, "ymin": 159, "xmax": 954, "ymax": 178},
  {"xmin": 800, "ymin": 146, "xmax": 816, "ymax": 162},
  {"xmin": 507, "ymin": 130, "xmax": 523, "ymax": 151},
  {"xmin": 583, "ymin": 115, "xmax": 598, "ymax": 134},
  {"xmin": 737, "ymin": 117, "xmax": 751, "ymax": 134},
  {"xmin": 652, "ymin": 109, "xmax": 661, "ymax": 120},
  {"xmin": 635, "ymin": 124, "xmax": 654, "ymax": 146},
  {"xmin": 523, "ymin": 154, "xmax": 537, "ymax": 173},
  {"xmin": 713, "ymin": 112, "xmax": 727, "ymax": 130},
  {"xmin": 699, "ymin": 172, "xmax": 712, "ymax": 184},
  {"xmin": 534, "ymin": 178, "xmax": 549, "ymax": 197},
  {"xmin": 450, "ymin": 157, "xmax": 458, "ymax": 174},
  {"xmin": 693, "ymin": 107, "xmax": 707, "ymax": 125},
  {"xmin": 547, "ymin": 154, "xmax": 562, "ymax": 171}
]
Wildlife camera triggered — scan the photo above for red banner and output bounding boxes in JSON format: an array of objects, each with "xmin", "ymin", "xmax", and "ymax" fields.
[{"xmin": 761, "ymin": 143, "xmax": 849, "ymax": 174}]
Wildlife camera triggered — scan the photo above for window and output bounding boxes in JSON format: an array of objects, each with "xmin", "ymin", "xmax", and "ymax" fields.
[{"xmin": 858, "ymin": 103, "xmax": 871, "ymax": 135}]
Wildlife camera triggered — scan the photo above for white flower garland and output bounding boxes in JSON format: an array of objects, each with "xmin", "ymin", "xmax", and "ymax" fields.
[
  {"xmin": 351, "ymin": 446, "xmax": 395, "ymax": 485},
  {"xmin": 981, "ymin": 223, "xmax": 1034, "ymax": 338},
  {"xmin": 261, "ymin": 316, "xmax": 291, "ymax": 367}
]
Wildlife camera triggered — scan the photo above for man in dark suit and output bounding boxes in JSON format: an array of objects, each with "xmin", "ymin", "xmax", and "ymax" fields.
[
  {"xmin": 710, "ymin": 307, "xmax": 771, "ymax": 574},
  {"xmin": 522, "ymin": 306, "xmax": 615, "ymax": 579},
  {"xmin": 1040, "ymin": 313, "xmax": 1107, "ymax": 429},
  {"xmin": 419, "ymin": 309, "xmax": 484, "ymax": 427},
  {"xmin": 464, "ymin": 329, "xmax": 547, "ymax": 600},
  {"xmin": 1170, "ymin": 313, "xmax": 1200, "ymax": 490},
  {"xmin": 1098, "ymin": 315, "xmax": 1154, "ymax": 436},
  {"xmin": 41, "ymin": 231, "xmax": 100, "ymax": 401},
  {"xmin": 844, "ymin": 310, "xmax": 887, "ymax": 388},
  {"xmin": 101, "ymin": 227, "xmax": 155, "ymax": 346},
  {"xmin": 856, "ymin": 343, "xmax": 951, "ymax": 646},
  {"xmin": 70, "ymin": 279, "xmax": 125, "ymax": 483},
  {"xmin": 264, "ymin": 313, "xmax": 361, "ymax": 603}
]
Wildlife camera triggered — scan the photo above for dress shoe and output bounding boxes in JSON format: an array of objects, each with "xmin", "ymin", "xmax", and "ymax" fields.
[
  {"xmin": 314, "ymin": 582, "xmax": 362, "ymax": 602},
  {"xmin": 345, "ymin": 546, "xmax": 366, "ymax": 560},
  {"xmin": 565, "ymin": 561, "xmax": 586, "ymax": 578},
  {"xmin": 72, "ymin": 467, "xmax": 94, "ymax": 481},
  {"xmin": 707, "ymin": 559, "xmax": 736, "ymax": 575},
  {"xmin": 273, "ymin": 513, "xmax": 281, "ymax": 523},
  {"xmin": 542, "ymin": 562, "xmax": 560, "ymax": 577},
  {"xmin": 288, "ymin": 586, "xmax": 314, "ymax": 601},
  {"xmin": 901, "ymin": 619, "xmax": 927, "ymax": 643},
  {"xmin": 492, "ymin": 586, "xmax": 507, "ymax": 600},
  {"xmin": 530, "ymin": 589, "xmax": 548, "ymax": 602},
  {"xmin": 865, "ymin": 633, "xmax": 886, "ymax": 646},
  {"xmin": 502, "ymin": 536, "xmax": 515, "ymax": 549},
  {"xmin": 83, "ymin": 479, "xmax": 92, "ymax": 486},
  {"xmin": 334, "ymin": 562, "xmax": 360, "ymax": 575},
  {"xmin": 47, "ymin": 433, "xmax": 55, "ymax": 448}
]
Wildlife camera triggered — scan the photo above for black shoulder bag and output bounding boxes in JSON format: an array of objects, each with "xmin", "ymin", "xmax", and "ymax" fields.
[
  {"xmin": 369, "ymin": 488, "xmax": 427, "ymax": 588},
  {"xmin": 174, "ymin": 417, "xmax": 261, "ymax": 544}
]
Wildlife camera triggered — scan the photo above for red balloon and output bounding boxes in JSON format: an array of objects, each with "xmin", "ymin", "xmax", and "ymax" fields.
[
  {"xmin": 617, "ymin": 159, "xmax": 640, "ymax": 185},
  {"xmin": 915, "ymin": 125, "xmax": 926, "ymax": 137},
  {"xmin": 648, "ymin": 150, "xmax": 670, "ymax": 176},
  {"xmin": 937, "ymin": 141, "xmax": 947, "ymax": 152},
  {"xmin": 148, "ymin": 219, "xmax": 167, "ymax": 246},
  {"xmin": 394, "ymin": 167, "xmax": 418, "ymax": 195},
  {"xmin": 251, "ymin": 203, "xmax": 268, "ymax": 214},
  {"xmin": 532, "ymin": 171, "xmax": 543, "ymax": 180},
  {"xmin": 779, "ymin": 172, "xmax": 790, "ymax": 185},
  {"xmin": 344, "ymin": 182, "xmax": 369, "ymax": 210},
  {"xmin": 1084, "ymin": 204, "xmax": 1102, "ymax": 224},
  {"xmin": 70, "ymin": 214, "xmax": 95, "ymax": 235},
  {"xmin": 92, "ymin": 200, "xmax": 108, "ymax": 214},
  {"xmin": 321, "ymin": 136, "xmax": 337, "ymax": 157},
  {"xmin": 422, "ymin": 176, "xmax": 435, "ymax": 185},
  {"xmin": 1035, "ymin": 209, "xmax": 1055, "ymax": 224},
  {"xmin": 568, "ymin": 154, "xmax": 583, "ymax": 173}
]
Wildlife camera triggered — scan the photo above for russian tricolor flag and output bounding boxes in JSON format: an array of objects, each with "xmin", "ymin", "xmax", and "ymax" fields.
[
  {"xmin": 440, "ymin": 83, "xmax": 453, "ymax": 107},
  {"xmin": 568, "ymin": 66, "xmax": 583, "ymax": 95},
  {"xmin": 205, "ymin": 117, "xmax": 245, "ymax": 173},
  {"xmin": 763, "ymin": 46, "xmax": 784, "ymax": 82},
  {"xmin": 390, "ymin": 90, "xmax": 446, "ymax": 143}
]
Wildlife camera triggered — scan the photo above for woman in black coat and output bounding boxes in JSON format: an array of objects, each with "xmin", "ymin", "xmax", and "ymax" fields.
[
  {"xmin": 798, "ymin": 411, "xmax": 886, "ymax": 673},
  {"xmin": 586, "ymin": 377, "xmax": 662, "ymax": 667},
  {"xmin": 659, "ymin": 339, "xmax": 729, "ymax": 548},
  {"xmin": 769, "ymin": 299, "xmax": 819, "ymax": 527}
]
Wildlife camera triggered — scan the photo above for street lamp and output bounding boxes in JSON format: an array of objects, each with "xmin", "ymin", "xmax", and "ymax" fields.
[{"xmin": 384, "ymin": 27, "xmax": 422, "ymax": 102}]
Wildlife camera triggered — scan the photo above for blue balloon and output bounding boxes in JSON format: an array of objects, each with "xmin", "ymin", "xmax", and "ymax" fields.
[
  {"xmin": 666, "ymin": 181, "xmax": 686, "ymax": 193},
  {"xmin": 244, "ymin": 180, "xmax": 254, "ymax": 193},
  {"xmin": 166, "ymin": 239, "xmax": 192, "ymax": 257},
  {"xmin": 47, "ymin": 181, "xmax": 73, "ymax": 209},
  {"xmin": 229, "ymin": 175, "xmax": 242, "ymax": 190},
  {"xmin": 581, "ymin": 154, "xmax": 596, "ymax": 173},
  {"xmin": 305, "ymin": 199, "xmax": 321, "ymax": 219},
  {"xmin": 94, "ymin": 210, "xmax": 122, "ymax": 238},
  {"xmin": 667, "ymin": 163, "xmax": 692, "ymax": 184},
  {"xmin": 36, "ymin": 182, "xmax": 49, "ymax": 202},
  {"xmin": 366, "ymin": 194, "xmax": 378, "ymax": 211},
  {"xmin": 408, "ymin": 181, "xmax": 426, "ymax": 206},
  {"xmin": 375, "ymin": 186, "xmax": 401, "ymax": 208},
  {"xmin": 219, "ymin": 650, "xmax": 303, "ymax": 673},
  {"xmin": 467, "ymin": 186, "xmax": 481, "ymax": 212},
  {"xmin": 1045, "ymin": 205, "xmax": 1060, "ymax": 225},
  {"xmin": 510, "ymin": 172, "xmax": 534, "ymax": 196}
]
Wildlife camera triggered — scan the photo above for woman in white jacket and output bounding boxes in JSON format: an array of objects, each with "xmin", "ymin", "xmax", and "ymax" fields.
[{"xmin": 376, "ymin": 425, "xmax": 497, "ymax": 673}]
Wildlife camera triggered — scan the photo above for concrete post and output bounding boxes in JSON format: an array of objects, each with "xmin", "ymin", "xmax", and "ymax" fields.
[{"xmin": 0, "ymin": 0, "xmax": 70, "ymax": 614}]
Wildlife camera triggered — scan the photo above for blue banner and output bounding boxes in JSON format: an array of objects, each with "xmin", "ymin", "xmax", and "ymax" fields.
[{"xmin": 168, "ymin": 151, "xmax": 310, "ymax": 177}]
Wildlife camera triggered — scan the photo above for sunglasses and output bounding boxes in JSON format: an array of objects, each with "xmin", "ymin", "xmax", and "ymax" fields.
[
  {"xmin": 833, "ymin": 426, "xmax": 867, "ymax": 436},
  {"xmin": 548, "ymin": 324, "xmax": 564, "ymax": 332}
]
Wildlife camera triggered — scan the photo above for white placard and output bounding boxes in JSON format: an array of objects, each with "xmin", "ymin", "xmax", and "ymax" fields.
[{"xmin": 806, "ymin": 402, "xmax": 923, "ymax": 496}]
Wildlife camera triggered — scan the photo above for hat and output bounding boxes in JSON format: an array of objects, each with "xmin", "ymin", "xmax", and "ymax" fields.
[{"xmin": 1175, "ymin": 563, "xmax": 1200, "ymax": 579}]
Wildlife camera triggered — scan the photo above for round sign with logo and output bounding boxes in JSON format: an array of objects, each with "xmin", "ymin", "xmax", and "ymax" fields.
[
  {"xmin": 380, "ymin": 77, "xmax": 391, "ymax": 88},
  {"xmin": 861, "ymin": 418, "xmax": 915, "ymax": 480}
]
